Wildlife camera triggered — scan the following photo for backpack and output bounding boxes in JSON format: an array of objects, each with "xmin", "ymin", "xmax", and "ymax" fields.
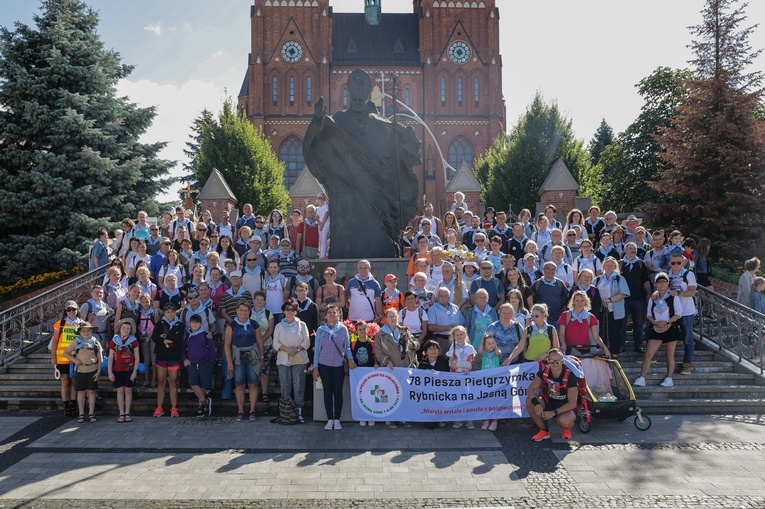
[
  {"xmin": 400, "ymin": 306, "xmax": 424, "ymax": 323},
  {"xmin": 526, "ymin": 324, "xmax": 555, "ymax": 341},
  {"xmin": 270, "ymin": 396, "xmax": 299, "ymax": 425},
  {"xmin": 650, "ymin": 294, "xmax": 676, "ymax": 321},
  {"xmin": 113, "ymin": 337, "xmax": 137, "ymax": 368}
]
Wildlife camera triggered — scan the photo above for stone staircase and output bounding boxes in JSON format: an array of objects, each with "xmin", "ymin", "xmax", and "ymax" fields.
[
  {"xmin": 1, "ymin": 337, "xmax": 764, "ymax": 416},
  {"xmin": 0, "ymin": 347, "xmax": 292, "ymax": 417}
]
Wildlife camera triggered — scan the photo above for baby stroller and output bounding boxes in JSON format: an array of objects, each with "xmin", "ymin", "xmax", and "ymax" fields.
[{"xmin": 576, "ymin": 356, "xmax": 651, "ymax": 432}]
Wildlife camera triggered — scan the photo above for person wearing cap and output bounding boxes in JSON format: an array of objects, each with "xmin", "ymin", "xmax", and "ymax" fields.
[
  {"xmin": 63, "ymin": 322, "xmax": 103, "ymax": 423},
  {"xmin": 634, "ymin": 227, "xmax": 651, "ymax": 260},
  {"xmin": 51, "ymin": 300, "xmax": 83, "ymax": 417},
  {"xmin": 240, "ymin": 236, "xmax": 267, "ymax": 273},
  {"xmin": 381, "ymin": 274, "xmax": 405, "ymax": 314},
  {"xmin": 90, "ymin": 229, "xmax": 110, "ymax": 271},
  {"xmin": 316, "ymin": 267, "xmax": 345, "ymax": 323},
  {"xmin": 316, "ymin": 193, "xmax": 330, "ymax": 260},
  {"xmin": 276, "ymin": 237, "xmax": 301, "ymax": 279},
  {"xmin": 290, "ymin": 260, "xmax": 320, "ymax": 301},
  {"xmin": 265, "ymin": 234, "xmax": 281, "ymax": 261},
  {"xmin": 520, "ymin": 253, "xmax": 543, "ymax": 287},
  {"xmin": 152, "ymin": 303, "xmax": 185, "ymax": 418},
  {"xmin": 621, "ymin": 214, "xmax": 642, "ymax": 244},
  {"xmin": 220, "ymin": 270, "xmax": 254, "ymax": 323},
  {"xmin": 413, "ymin": 218, "xmax": 442, "ymax": 250},
  {"xmin": 108, "ymin": 318, "xmax": 141, "ymax": 422}
]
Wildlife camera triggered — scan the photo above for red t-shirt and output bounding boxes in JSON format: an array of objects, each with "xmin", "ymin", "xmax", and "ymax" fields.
[
  {"xmin": 108, "ymin": 338, "xmax": 138, "ymax": 372},
  {"xmin": 296, "ymin": 221, "xmax": 320, "ymax": 250},
  {"xmin": 557, "ymin": 312, "xmax": 599, "ymax": 350}
]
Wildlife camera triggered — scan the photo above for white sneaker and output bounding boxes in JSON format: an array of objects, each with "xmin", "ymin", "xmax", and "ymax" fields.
[
  {"xmin": 660, "ymin": 377, "xmax": 674, "ymax": 388},
  {"xmin": 324, "ymin": 420, "xmax": 334, "ymax": 430},
  {"xmin": 367, "ymin": 421, "xmax": 375, "ymax": 427},
  {"xmin": 452, "ymin": 421, "xmax": 463, "ymax": 428},
  {"xmin": 333, "ymin": 419, "xmax": 343, "ymax": 430},
  {"xmin": 359, "ymin": 421, "xmax": 367, "ymax": 427},
  {"xmin": 633, "ymin": 376, "xmax": 646, "ymax": 387},
  {"xmin": 466, "ymin": 421, "xmax": 475, "ymax": 429}
]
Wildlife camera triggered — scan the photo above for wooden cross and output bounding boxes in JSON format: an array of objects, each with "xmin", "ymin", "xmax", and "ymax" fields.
[{"xmin": 178, "ymin": 181, "xmax": 199, "ymax": 211}]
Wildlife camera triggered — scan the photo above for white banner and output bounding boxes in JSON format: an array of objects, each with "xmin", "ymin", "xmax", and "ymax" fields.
[{"xmin": 349, "ymin": 363, "xmax": 539, "ymax": 422}]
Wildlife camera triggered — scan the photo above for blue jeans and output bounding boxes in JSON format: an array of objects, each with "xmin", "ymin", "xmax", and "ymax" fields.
[
  {"xmin": 623, "ymin": 298, "xmax": 646, "ymax": 350},
  {"xmin": 318, "ymin": 364, "xmax": 345, "ymax": 420},
  {"xmin": 680, "ymin": 314, "xmax": 696, "ymax": 364}
]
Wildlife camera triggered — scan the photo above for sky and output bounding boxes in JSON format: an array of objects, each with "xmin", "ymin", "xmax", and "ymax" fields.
[{"xmin": 2, "ymin": 0, "xmax": 764, "ymax": 202}]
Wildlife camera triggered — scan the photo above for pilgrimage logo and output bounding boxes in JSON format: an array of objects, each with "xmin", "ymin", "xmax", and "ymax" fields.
[{"xmin": 356, "ymin": 371, "xmax": 402, "ymax": 417}]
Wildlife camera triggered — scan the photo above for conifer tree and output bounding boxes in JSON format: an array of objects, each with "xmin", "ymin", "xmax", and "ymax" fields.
[
  {"xmin": 649, "ymin": 0, "xmax": 765, "ymax": 256},
  {"xmin": 587, "ymin": 119, "xmax": 614, "ymax": 166},
  {"xmin": 0, "ymin": 0, "xmax": 173, "ymax": 283}
]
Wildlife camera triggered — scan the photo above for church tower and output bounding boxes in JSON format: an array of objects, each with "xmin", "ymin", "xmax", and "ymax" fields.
[
  {"xmin": 415, "ymin": 0, "xmax": 505, "ymax": 211},
  {"xmin": 239, "ymin": 0, "xmax": 332, "ymax": 188}
]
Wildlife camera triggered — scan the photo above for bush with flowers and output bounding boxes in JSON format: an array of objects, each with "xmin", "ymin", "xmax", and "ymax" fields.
[
  {"xmin": 342, "ymin": 319, "xmax": 381, "ymax": 343},
  {"xmin": 0, "ymin": 268, "xmax": 83, "ymax": 304}
]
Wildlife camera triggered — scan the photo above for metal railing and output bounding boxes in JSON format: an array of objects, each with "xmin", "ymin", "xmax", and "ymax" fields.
[
  {"xmin": 696, "ymin": 286, "xmax": 765, "ymax": 374},
  {"xmin": 0, "ymin": 266, "xmax": 108, "ymax": 366}
]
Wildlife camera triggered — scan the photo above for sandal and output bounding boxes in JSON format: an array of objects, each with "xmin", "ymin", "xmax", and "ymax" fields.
[
  {"xmin": 298, "ymin": 415, "xmax": 306, "ymax": 424},
  {"xmin": 88, "ymin": 414, "xmax": 97, "ymax": 423},
  {"xmin": 261, "ymin": 394, "xmax": 270, "ymax": 403},
  {"xmin": 124, "ymin": 414, "xmax": 133, "ymax": 423},
  {"xmin": 117, "ymin": 414, "xmax": 126, "ymax": 423},
  {"xmin": 77, "ymin": 414, "xmax": 85, "ymax": 423}
]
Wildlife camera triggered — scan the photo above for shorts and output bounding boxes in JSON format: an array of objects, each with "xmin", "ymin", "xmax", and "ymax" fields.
[
  {"xmin": 112, "ymin": 370, "xmax": 135, "ymax": 388},
  {"xmin": 543, "ymin": 397, "xmax": 571, "ymax": 412},
  {"xmin": 187, "ymin": 362, "xmax": 213, "ymax": 389},
  {"xmin": 56, "ymin": 363, "xmax": 71, "ymax": 377},
  {"xmin": 156, "ymin": 360, "xmax": 181, "ymax": 371},
  {"xmin": 649, "ymin": 324, "xmax": 682, "ymax": 343},
  {"xmin": 234, "ymin": 353, "xmax": 260, "ymax": 387},
  {"xmin": 75, "ymin": 371, "xmax": 99, "ymax": 392}
]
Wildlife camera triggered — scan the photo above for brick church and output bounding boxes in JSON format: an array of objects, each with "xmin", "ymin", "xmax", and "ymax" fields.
[{"xmin": 237, "ymin": 0, "xmax": 505, "ymax": 215}]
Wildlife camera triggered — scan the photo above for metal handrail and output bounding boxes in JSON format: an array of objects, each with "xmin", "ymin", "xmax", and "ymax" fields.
[
  {"xmin": 696, "ymin": 286, "xmax": 765, "ymax": 374},
  {"xmin": 0, "ymin": 265, "xmax": 109, "ymax": 366}
]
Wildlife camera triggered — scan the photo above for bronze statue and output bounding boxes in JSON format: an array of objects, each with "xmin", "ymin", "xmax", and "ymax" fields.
[{"xmin": 304, "ymin": 69, "xmax": 421, "ymax": 259}]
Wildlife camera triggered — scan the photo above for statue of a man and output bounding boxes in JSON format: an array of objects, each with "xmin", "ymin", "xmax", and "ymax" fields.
[{"xmin": 303, "ymin": 69, "xmax": 421, "ymax": 259}]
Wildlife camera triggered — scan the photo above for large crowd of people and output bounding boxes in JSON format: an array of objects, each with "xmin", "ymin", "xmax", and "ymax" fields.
[{"xmin": 48, "ymin": 193, "xmax": 763, "ymax": 440}]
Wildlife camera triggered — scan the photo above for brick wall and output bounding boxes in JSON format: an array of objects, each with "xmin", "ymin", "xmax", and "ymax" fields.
[
  {"xmin": 710, "ymin": 277, "xmax": 738, "ymax": 300},
  {"xmin": 199, "ymin": 199, "xmax": 236, "ymax": 225},
  {"xmin": 539, "ymin": 190, "xmax": 577, "ymax": 219}
]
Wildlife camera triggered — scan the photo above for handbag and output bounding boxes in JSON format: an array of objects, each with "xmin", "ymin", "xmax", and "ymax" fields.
[{"xmin": 288, "ymin": 350, "xmax": 309, "ymax": 366}]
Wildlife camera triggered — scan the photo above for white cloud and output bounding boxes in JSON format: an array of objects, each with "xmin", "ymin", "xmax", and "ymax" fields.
[
  {"xmin": 116, "ymin": 78, "xmax": 229, "ymax": 202},
  {"xmin": 143, "ymin": 22, "xmax": 163, "ymax": 37}
]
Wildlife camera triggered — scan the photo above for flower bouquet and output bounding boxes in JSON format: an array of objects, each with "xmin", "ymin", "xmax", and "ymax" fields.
[
  {"xmin": 342, "ymin": 319, "xmax": 381, "ymax": 343},
  {"xmin": 440, "ymin": 244, "xmax": 476, "ymax": 263}
]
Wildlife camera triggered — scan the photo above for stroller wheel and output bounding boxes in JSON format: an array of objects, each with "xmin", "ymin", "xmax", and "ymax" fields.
[
  {"xmin": 578, "ymin": 416, "xmax": 591, "ymax": 433},
  {"xmin": 634, "ymin": 413, "xmax": 652, "ymax": 431}
]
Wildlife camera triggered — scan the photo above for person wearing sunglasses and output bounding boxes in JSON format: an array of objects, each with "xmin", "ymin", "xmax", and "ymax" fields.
[
  {"xmin": 472, "ymin": 233, "xmax": 489, "ymax": 261},
  {"xmin": 268, "ymin": 209, "xmax": 285, "ymax": 241},
  {"xmin": 50, "ymin": 300, "xmax": 83, "ymax": 417},
  {"xmin": 276, "ymin": 238, "xmax": 301, "ymax": 279},
  {"xmin": 525, "ymin": 348, "xmax": 578, "ymax": 441},
  {"xmin": 290, "ymin": 261, "xmax": 319, "ymax": 301}
]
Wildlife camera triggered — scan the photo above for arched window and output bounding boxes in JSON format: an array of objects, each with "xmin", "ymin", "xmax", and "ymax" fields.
[
  {"xmin": 272, "ymin": 76, "xmax": 278, "ymax": 106},
  {"xmin": 457, "ymin": 77, "xmax": 463, "ymax": 107},
  {"xmin": 306, "ymin": 76, "xmax": 312, "ymax": 105},
  {"xmin": 448, "ymin": 137, "xmax": 473, "ymax": 170},
  {"xmin": 405, "ymin": 88, "xmax": 410, "ymax": 107},
  {"xmin": 289, "ymin": 76, "xmax": 295, "ymax": 106},
  {"xmin": 440, "ymin": 76, "xmax": 446, "ymax": 106},
  {"xmin": 279, "ymin": 136, "xmax": 304, "ymax": 189},
  {"xmin": 342, "ymin": 88, "xmax": 349, "ymax": 109},
  {"xmin": 474, "ymin": 77, "xmax": 480, "ymax": 106}
]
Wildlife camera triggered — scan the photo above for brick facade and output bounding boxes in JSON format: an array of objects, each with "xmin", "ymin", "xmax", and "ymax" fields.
[
  {"xmin": 237, "ymin": 0, "xmax": 505, "ymax": 217},
  {"xmin": 539, "ymin": 190, "xmax": 577, "ymax": 220}
]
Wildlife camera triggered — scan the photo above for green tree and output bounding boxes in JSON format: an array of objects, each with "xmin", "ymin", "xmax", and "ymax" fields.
[
  {"xmin": 182, "ymin": 108, "xmax": 214, "ymax": 186},
  {"xmin": 476, "ymin": 92, "xmax": 591, "ymax": 213},
  {"xmin": 0, "ymin": 0, "xmax": 173, "ymax": 283},
  {"xmin": 587, "ymin": 119, "xmax": 614, "ymax": 166},
  {"xmin": 191, "ymin": 99, "xmax": 289, "ymax": 217},
  {"xmin": 648, "ymin": 0, "xmax": 765, "ymax": 256},
  {"xmin": 593, "ymin": 67, "xmax": 690, "ymax": 212}
]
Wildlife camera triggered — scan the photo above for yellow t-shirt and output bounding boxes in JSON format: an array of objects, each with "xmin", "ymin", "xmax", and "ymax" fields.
[{"xmin": 54, "ymin": 318, "xmax": 81, "ymax": 364}]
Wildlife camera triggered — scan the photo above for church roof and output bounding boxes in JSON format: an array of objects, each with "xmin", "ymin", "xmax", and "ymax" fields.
[
  {"xmin": 198, "ymin": 168, "xmax": 238, "ymax": 203},
  {"xmin": 445, "ymin": 160, "xmax": 482, "ymax": 193},
  {"xmin": 238, "ymin": 68, "xmax": 249, "ymax": 98},
  {"xmin": 538, "ymin": 158, "xmax": 579, "ymax": 194},
  {"xmin": 289, "ymin": 165, "xmax": 326, "ymax": 198},
  {"xmin": 332, "ymin": 13, "xmax": 420, "ymax": 66}
]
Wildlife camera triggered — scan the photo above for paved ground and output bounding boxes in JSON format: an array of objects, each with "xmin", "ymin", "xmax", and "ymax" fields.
[{"xmin": 0, "ymin": 412, "xmax": 764, "ymax": 508}]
